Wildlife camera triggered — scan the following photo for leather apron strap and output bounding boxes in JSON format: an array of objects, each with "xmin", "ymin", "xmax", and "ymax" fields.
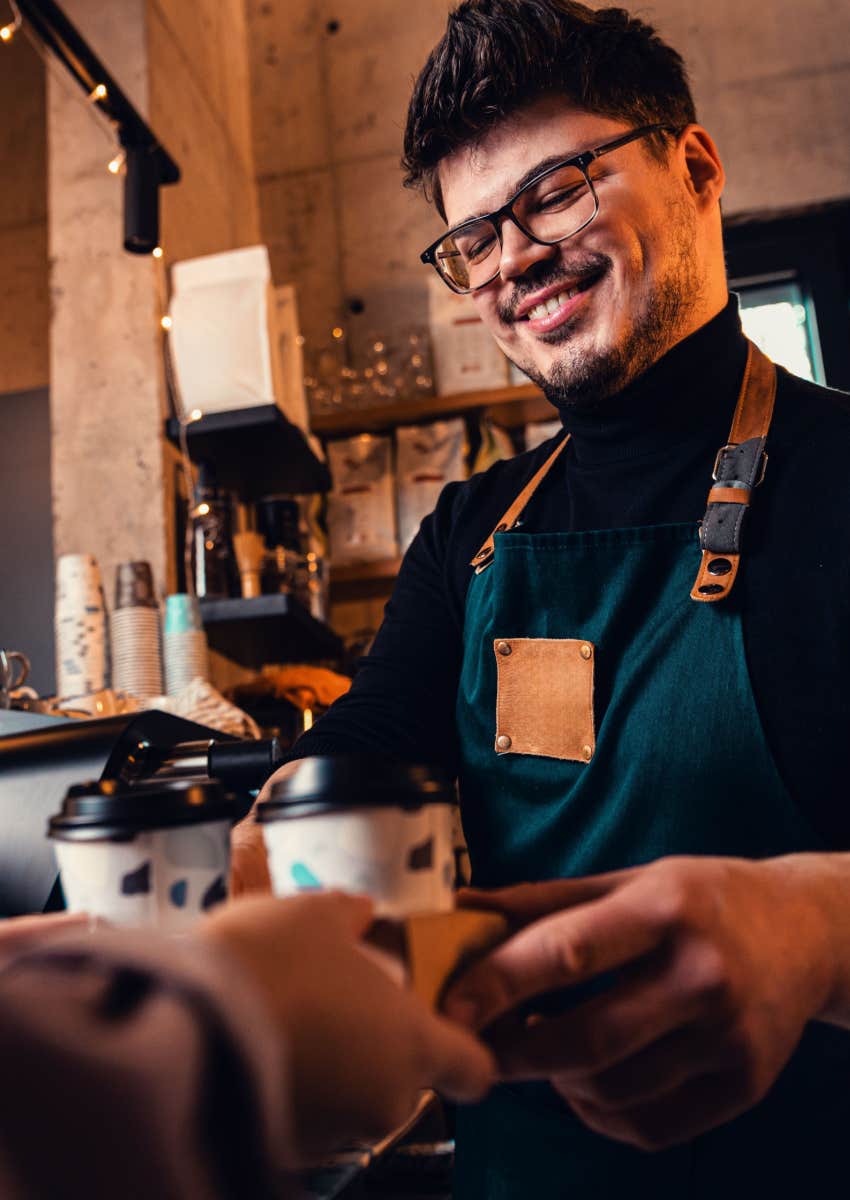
[
  {"xmin": 690, "ymin": 340, "xmax": 775, "ymax": 602},
  {"xmin": 470, "ymin": 339, "xmax": 777, "ymax": 603},
  {"xmin": 470, "ymin": 432, "xmax": 571, "ymax": 573}
]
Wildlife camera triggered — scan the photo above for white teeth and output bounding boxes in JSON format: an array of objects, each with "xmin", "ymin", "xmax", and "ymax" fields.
[{"xmin": 527, "ymin": 287, "xmax": 580, "ymax": 321}]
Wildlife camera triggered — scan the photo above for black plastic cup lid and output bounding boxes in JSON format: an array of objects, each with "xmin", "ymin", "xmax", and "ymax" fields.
[
  {"xmin": 257, "ymin": 755, "xmax": 455, "ymax": 822},
  {"xmin": 49, "ymin": 778, "xmax": 243, "ymax": 842}
]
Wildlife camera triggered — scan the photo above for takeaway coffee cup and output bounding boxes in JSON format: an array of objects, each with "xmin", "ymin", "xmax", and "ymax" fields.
[
  {"xmin": 256, "ymin": 755, "xmax": 456, "ymax": 917},
  {"xmin": 49, "ymin": 779, "xmax": 245, "ymax": 931}
]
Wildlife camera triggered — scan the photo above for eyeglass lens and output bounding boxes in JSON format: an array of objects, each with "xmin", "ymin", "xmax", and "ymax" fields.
[{"xmin": 435, "ymin": 163, "xmax": 595, "ymax": 291}]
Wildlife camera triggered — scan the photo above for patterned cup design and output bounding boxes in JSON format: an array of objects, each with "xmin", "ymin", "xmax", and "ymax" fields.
[
  {"xmin": 54, "ymin": 820, "xmax": 231, "ymax": 931},
  {"xmin": 262, "ymin": 804, "xmax": 455, "ymax": 918},
  {"xmin": 55, "ymin": 555, "xmax": 107, "ymax": 698}
]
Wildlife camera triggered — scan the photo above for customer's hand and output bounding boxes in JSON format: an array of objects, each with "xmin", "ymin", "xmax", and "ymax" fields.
[
  {"xmin": 203, "ymin": 891, "xmax": 495, "ymax": 1163},
  {"xmin": 443, "ymin": 855, "xmax": 835, "ymax": 1151},
  {"xmin": 0, "ymin": 912, "xmax": 91, "ymax": 966}
]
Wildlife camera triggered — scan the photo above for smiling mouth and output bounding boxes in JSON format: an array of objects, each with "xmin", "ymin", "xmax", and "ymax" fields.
[{"xmin": 522, "ymin": 269, "xmax": 605, "ymax": 321}]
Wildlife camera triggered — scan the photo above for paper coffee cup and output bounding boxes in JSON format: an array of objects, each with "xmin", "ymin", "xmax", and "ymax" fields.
[
  {"xmin": 256, "ymin": 756, "xmax": 456, "ymax": 917},
  {"xmin": 55, "ymin": 554, "xmax": 108, "ymax": 699},
  {"xmin": 49, "ymin": 779, "xmax": 243, "ymax": 931}
]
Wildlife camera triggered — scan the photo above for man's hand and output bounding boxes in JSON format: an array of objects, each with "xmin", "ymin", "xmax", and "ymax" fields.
[
  {"xmin": 204, "ymin": 891, "xmax": 495, "ymax": 1164},
  {"xmin": 230, "ymin": 813, "xmax": 272, "ymax": 896},
  {"xmin": 443, "ymin": 855, "xmax": 837, "ymax": 1151},
  {"xmin": 229, "ymin": 764, "xmax": 290, "ymax": 896}
]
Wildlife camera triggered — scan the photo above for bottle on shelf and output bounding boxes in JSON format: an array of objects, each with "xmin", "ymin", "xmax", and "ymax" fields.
[
  {"xmin": 232, "ymin": 503, "xmax": 267, "ymax": 600},
  {"xmin": 257, "ymin": 495, "xmax": 329, "ymax": 621},
  {"xmin": 191, "ymin": 463, "xmax": 238, "ymax": 600},
  {"xmin": 257, "ymin": 497, "xmax": 302, "ymax": 597}
]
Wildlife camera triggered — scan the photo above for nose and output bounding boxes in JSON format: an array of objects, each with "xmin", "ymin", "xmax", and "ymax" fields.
[{"xmin": 498, "ymin": 221, "xmax": 558, "ymax": 282}]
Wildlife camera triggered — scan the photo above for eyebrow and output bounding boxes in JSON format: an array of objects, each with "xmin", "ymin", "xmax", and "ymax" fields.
[{"xmin": 453, "ymin": 149, "xmax": 587, "ymax": 229}]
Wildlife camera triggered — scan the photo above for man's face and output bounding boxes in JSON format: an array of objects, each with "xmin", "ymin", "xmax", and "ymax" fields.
[{"xmin": 438, "ymin": 96, "xmax": 713, "ymax": 407}]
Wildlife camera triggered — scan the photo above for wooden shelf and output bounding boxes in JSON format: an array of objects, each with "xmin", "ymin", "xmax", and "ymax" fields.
[
  {"xmin": 165, "ymin": 405, "xmax": 331, "ymax": 497},
  {"xmin": 198, "ymin": 594, "xmax": 343, "ymax": 668},
  {"xmin": 311, "ymin": 384, "xmax": 554, "ymax": 437}
]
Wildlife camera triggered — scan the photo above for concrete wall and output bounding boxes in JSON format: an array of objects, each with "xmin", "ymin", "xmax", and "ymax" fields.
[
  {"xmin": 248, "ymin": 0, "xmax": 850, "ymax": 360},
  {"xmin": 47, "ymin": 0, "xmax": 261, "ymax": 617},
  {"xmin": 0, "ymin": 34, "xmax": 48, "ymax": 395},
  {"xmin": 247, "ymin": 0, "xmax": 448, "ymax": 361},
  {"xmin": 48, "ymin": 0, "xmax": 169, "ymax": 601},
  {"xmin": 148, "ymin": 0, "xmax": 260, "ymax": 262}
]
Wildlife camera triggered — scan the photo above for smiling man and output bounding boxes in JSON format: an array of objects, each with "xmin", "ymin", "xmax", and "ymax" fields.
[
  {"xmin": 422, "ymin": 98, "xmax": 718, "ymax": 409},
  {"xmin": 243, "ymin": 1, "xmax": 850, "ymax": 1195}
]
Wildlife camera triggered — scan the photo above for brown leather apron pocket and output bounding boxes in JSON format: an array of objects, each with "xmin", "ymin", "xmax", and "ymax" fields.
[{"xmin": 493, "ymin": 637, "xmax": 596, "ymax": 762}]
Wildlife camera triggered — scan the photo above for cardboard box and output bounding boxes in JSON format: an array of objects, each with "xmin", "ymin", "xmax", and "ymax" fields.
[{"xmin": 428, "ymin": 277, "xmax": 509, "ymax": 396}]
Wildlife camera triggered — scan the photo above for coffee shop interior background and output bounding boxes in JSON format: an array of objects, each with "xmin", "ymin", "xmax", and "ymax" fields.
[{"xmin": 1, "ymin": 0, "xmax": 849, "ymax": 707}]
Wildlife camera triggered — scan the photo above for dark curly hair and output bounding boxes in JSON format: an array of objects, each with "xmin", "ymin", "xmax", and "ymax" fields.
[{"xmin": 403, "ymin": 0, "xmax": 696, "ymax": 217}]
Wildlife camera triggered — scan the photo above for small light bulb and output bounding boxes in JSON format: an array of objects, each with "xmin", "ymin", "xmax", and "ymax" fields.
[
  {"xmin": 189, "ymin": 408, "xmax": 203, "ymax": 422},
  {"xmin": 152, "ymin": 246, "xmax": 164, "ymax": 259},
  {"xmin": 0, "ymin": 24, "xmax": 14, "ymax": 42},
  {"xmin": 160, "ymin": 315, "xmax": 173, "ymax": 330},
  {"xmin": 107, "ymin": 150, "xmax": 125, "ymax": 175},
  {"xmin": 90, "ymin": 83, "xmax": 108, "ymax": 101},
  {"xmin": 197, "ymin": 503, "xmax": 211, "ymax": 517},
  {"xmin": 332, "ymin": 326, "xmax": 344, "ymax": 340}
]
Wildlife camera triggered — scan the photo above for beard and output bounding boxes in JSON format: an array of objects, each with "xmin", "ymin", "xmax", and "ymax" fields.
[{"xmin": 501, "ymin": 196, "xmax": 705, "ymax": 411}]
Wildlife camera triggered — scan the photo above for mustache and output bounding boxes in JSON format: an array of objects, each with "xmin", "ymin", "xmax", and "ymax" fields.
[{"xmin": 496, "ymin": 253, "xmax": 611, "ymax": 323}]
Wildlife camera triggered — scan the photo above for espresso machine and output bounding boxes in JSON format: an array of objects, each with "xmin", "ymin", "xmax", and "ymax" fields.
[{"xmin": 0, "ymin": 709, "xmax": 282, "ymax": 916}]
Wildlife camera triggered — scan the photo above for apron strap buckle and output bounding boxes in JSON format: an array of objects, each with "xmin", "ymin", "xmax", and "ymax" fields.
[{"xmin": 691, "ymin": 343, "xmax": 776, "ymax": 604}]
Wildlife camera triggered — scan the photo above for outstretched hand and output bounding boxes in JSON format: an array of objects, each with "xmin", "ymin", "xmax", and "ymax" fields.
[
  {"xmin": 204, "ymin": 891, "xmax": 495, "ymax": 1163},
  {"xmin": 443, "ymin": 855, "xmax": 835, "ymax": 1150}
]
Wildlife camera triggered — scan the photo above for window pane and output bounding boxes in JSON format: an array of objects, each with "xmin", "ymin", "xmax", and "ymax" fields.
[{"xmin": 735, "ymin": 278, "xmax": 823, "ymax": 384}]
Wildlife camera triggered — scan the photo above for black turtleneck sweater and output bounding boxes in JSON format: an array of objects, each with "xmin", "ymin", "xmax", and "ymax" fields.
[{"xmin": 294, "ymin": 297, "xmax": 850, "ymax": 848}]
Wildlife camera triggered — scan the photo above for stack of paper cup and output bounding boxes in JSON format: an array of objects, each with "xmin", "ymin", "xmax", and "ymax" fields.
[
  {"xmin": 111, "ymin": 563, "xmax": 163, "ymax": 702},
  {"xmin": 163, "ymin": 594, "xmax": 209, "ymax": 696},
  {"xmin": 55, "ymin": 554, "xmax": 108, "ymax": 700}
]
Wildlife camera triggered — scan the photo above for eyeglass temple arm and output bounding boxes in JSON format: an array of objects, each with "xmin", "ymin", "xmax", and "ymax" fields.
[{"xmin": 586, "ymin": 124, "xmax": 671, "ymax": 164}]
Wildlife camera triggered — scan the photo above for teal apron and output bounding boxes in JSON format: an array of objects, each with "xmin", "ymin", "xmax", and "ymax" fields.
[{"xmin": 454, "ymin": 345, "xmax": 850, "ymax": 1197}]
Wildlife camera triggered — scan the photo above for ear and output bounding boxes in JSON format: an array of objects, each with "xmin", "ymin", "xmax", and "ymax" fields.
[{"xmin": 678, "ymin": 125, "xmax": 725, "ymax": 211}]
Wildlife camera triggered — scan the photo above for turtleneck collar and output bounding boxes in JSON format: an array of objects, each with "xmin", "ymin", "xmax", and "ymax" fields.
[{"xmin": 556, "ymin": 295, "xmax": 749, "ymax": 467}]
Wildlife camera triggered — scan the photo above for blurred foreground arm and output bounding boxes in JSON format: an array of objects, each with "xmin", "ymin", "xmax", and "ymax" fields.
[
  {"xmin": 0, "ymin": 917, "xmax": 290, "ymax": 1199},
  {"xmin": 0, "ymin": 893, "xmax": 493, "ymax": 1198}
]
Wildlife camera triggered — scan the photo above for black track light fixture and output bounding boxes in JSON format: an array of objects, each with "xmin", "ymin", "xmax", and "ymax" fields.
[{"xmin": 11, "ymin": 0, "xmax": 180, "ymax": 255}]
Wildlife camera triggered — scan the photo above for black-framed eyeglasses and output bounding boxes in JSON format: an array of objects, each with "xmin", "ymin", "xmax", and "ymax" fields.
[{"xmin": 420, "ymin": 124, "xmax": 679, "ymax": 294}]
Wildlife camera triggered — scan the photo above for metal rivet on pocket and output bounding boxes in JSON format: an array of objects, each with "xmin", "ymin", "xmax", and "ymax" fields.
[
  {"xmin": 496, "ymin": 640, "xmax": 512, "ymax": 656},
  {"xmin": 580, "ymin": 643, "xmax": 592, "ymax": 660},
  {"xmin": 582, "ymin": 745, "xmax": 593, "ymax": 762},
  {"xmin": 496, "ymin": 734, "xmax": 512, "ymax": 751}
]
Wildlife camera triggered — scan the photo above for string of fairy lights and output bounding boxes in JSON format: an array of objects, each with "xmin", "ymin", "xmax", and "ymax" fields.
[{"xmin": 0, "ymin": 0, "xmax": 20, "ymax": 41}]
